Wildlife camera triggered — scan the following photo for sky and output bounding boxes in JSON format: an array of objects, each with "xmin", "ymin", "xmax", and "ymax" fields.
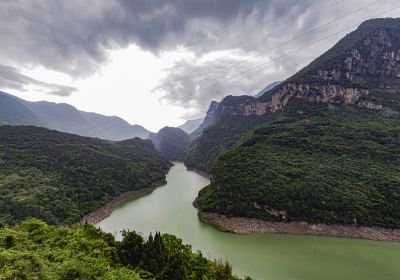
[{"xmin": 0, "ymin": 0, "xmax": 399, "ymax": 131}]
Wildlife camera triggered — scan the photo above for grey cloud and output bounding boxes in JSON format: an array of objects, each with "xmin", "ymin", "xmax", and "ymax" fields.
[
  {"xmin": 155, "ymin": 0, "xmax": 400, "ymax": 117},
  {"xmin": 0, "ymin": 0, "xmax": 269, "ymax": 76},
  {"xmin": 155, "ymin": 53, "xmax": 286, "ymax": 118},
  {"xmin": 0, "ymin": 65, "xmax": 77, "ymax": 96},
  {"xmin": 0, "ymin": 0, "xmax": 399, "ymax": 115},
  {"xmin": 0, "ymin": 0, "xmax": 314, "ymax": 76}
]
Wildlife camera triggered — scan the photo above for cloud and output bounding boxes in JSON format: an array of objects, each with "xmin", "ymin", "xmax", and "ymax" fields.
[
  {"xmin": 0, "ymin": 65, "xmax": 77, "ymax": 96},
  {"xmin": 0, "ymin": 0, "xmax": 311, "ymax": 77},
  {"xmin": 0, "ymin": 0, "xmax": 399, "ymax": 117},
  {"xmin": 153, "ymin": 0, "xmax": 400, "ymax": 117},
  {"xmin": 154, "ymin": 53, "xmax": 276, "ymax": 116}
]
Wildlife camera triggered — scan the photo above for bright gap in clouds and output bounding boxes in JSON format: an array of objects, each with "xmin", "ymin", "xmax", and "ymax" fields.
[{"xmin": 14, "ymin": 45, "xmax": 195, "ymax": 132}]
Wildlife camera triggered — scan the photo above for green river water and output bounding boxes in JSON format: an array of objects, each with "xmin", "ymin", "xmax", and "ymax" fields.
[{"xmin": 97, "ymin": 162, "xmax": 400, "ymax": 280}]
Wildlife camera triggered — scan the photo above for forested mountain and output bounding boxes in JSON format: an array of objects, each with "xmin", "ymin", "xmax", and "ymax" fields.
[
  {"xmin": 0, "ymin": 91, "xmax": 150, "ymax": 140},
  {"xmin": 150, "ymin": 127, "xmax": 191, "ymax": 160},
  {"xmin": 195, "ymin": 18, "xmax": 400, "ymax": 228},
  {"xmin": 0, "ymin": 219, "xmax": 249, "ymax": 279},
  {"xmin": 0, "ymin": 125, "xmax": 170, "ymax": 225}
]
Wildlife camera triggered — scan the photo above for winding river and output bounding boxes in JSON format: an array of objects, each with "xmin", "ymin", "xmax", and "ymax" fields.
[{"xmin": 97, "ymin": 162, "xmax": 400, "ymax": 280}]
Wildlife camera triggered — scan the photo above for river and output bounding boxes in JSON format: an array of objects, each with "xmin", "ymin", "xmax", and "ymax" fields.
[{"xmin": 97, "ymin": 162, "xmax": 400, "ymax": 280}]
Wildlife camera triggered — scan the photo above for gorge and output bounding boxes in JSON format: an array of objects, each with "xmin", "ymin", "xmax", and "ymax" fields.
[{"xmin": 97, "ymin": 163, "xmax": 400, "ymax": 280}]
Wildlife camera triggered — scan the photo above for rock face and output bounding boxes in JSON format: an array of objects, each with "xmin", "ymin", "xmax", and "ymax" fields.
[
  {"xmin": 199, "ymin": 212, "xmax": 400, "ymax": 241},
  {"xmin": 185, "ymin": 18, "xmax": 400, "ymax": 174},
  {"xmin": 193, "ymin": 18, "xmax": 400, "ymax": 230},
  {"xmin": 190, "ymin": 101, "xmax": 219, "ymax": 138},
  {"xmin": 218, "ymin": 84, "xmax": 369, "ymax": 117},
  {"xmin": 214, "ymin": 18, "xmax": 400, "ymax": 120}
]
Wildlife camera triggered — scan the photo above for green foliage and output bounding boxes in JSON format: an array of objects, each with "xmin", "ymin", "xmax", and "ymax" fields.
[
  {"xmin": 185, "ymin": 115, "xmax": 270, "ymax": 173},
  {"xmin": 0, "ymin": 125, "xmax": 170, "ymax": 225},
  {"xmin": 197, "ymin": 99, "xmax": 400, "ymax": 228},
  {"xmin": 0, "ymin": 219, "xmax": 247, "ymax": 280},
  {"xmin": 150, "ymin": 127, "xmax": 190, "ymax": 160}
]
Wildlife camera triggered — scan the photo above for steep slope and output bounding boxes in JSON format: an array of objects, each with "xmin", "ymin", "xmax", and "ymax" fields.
[
  {"xmin": 196, "ymin": 18, "xmax": 400, "ymax": 229},
  {"xmin": 178, "ymin": 117, "xmax": 204, "ymax": 134},
  {"xmin": 189, "ymin": 101, "xmax": 220, "ymax": 139},
  {"xmin": 150, "ymin": 127, "xmax": 190, "ymax": 160},
  {"xmin": 0, "ymin": 91, "xmax": 150, "ymax": 140},
  {"xmin": 0, "ymin": 125, "xmax": 170, "ymax": 225},
  {"xmin": 186, "ymin": 18, "xmax": 400, "ymax": 173},
  {"xmin": 254, "ymin": 81, "xmax": 282, "ymax": 98}
]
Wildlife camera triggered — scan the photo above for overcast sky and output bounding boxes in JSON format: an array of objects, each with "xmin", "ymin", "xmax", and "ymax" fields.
[{"xmin": 0, "ymin": 0, "xmax": 399, "ymax": 131}]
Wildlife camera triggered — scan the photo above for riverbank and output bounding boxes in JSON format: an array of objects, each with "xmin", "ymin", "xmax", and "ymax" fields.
[
  {"xmin": 199, "ymin": 212, "xmax": 400, "ymax": 242},
  {"xmin": 76, "ymin": 181, "xmax": 165, "ymax": 226},
  {"xmin": 186, "ymin": 166, "xmax": 211, "ymax": 179}
]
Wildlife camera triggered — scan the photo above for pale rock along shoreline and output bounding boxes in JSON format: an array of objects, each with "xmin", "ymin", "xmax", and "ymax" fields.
[
  {"xmin": 199, "ymin": 212, "xmax": 400, "ymax": 242},
  {"xmin": 75, "ymin": 181, "xmax": 165, "ymax": 226}
]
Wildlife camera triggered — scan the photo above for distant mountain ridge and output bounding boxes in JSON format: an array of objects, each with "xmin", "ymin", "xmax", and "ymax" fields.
[
  {"xmin": 178, "ymin": 118, "xmax": 204, "ymax": 134},
  {"xmin": 0, "ymin": 91, "xmax": 150, "ymax": 140},
  {"xmin": 150, "ymin": 127, "xmax": 190, "ymax": 160},
  {"xmin": 254, "ymin": 81, "xmax": 282, "ymax": 98}
]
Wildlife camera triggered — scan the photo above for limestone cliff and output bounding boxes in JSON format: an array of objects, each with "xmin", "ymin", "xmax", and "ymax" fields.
[{"xmin": 216, "ymin": 18, "xmax": 400, "ymax": 119}]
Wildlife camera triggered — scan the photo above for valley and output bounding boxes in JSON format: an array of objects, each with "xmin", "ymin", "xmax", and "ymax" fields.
[
  {"xmin": 97, "ymin": 163, "xmax": 400, "ymax": 280},
  {"xmin": 1, "ymin": 6, "xmax": 400, "ymax": 279}
]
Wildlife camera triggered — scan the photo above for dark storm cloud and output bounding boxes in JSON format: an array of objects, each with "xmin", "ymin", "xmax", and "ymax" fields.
[
  {"xmin": 0, "ymin": 65, "xmax": 77, "ymax": 96},
  {"xmin": 155, "ymin": 0, "xmax": 400, "ymax": 117},
  {"xmin": 155, "ymin": 53, "xmax": 286, "ymax": 115},
  {"xmin": 0, "ymin": 0, "xmax": 312, "ymax": 76},
  {"xmin": 0, "ymin": 0, "xmax": 398, "ymax": 112}
]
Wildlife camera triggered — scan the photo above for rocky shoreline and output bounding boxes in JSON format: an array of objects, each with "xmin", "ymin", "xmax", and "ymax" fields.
[
  {"xmin": 186, "ymin": 166, "xmax": 211, "ymax": 179},
  {"xmin": 76, "ymin": 181, "xmax": 165, "ymax": 226},
  {"xmin": 199, "ymin": 212, "xmax": 400, "ymax": 242}
]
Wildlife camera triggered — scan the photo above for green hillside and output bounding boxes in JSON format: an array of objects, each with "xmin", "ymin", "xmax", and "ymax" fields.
[
  {"xmin": 195, "ymin": 18, "xmax": 400, "ymax": 228},
  {"xmin": 0, "ymin": 125, "xmax": 170, "ymax": 225},
  {"xmin": 0, "ymin": 219, "xmax": 249, "ymax": 279},
  {"xmin": 197, "ymin": 99, "xmax": 400, "ymax": 228}
]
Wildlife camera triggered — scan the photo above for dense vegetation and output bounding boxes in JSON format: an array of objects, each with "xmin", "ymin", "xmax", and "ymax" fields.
[
  {"xmin": 197, "ymin": 99, "xmax": 400, "ymax": 228},
  {"xmin": 186, "ymin": 18, "xmax": 400, "ymax": 173},
  {"xmin": 185, "ymin": 115, "xmax": 269, "ymax": 172},
  {"xmin": 0, "ymin": 219, "xmax": 250, "ymax": 279},
  {"xmin": 150, "ymin": 127, "xmax": 190, "ymax": 160},
  {"xmin": 0, "ymin": 125, "xmax": 170, "ymax": 225}
]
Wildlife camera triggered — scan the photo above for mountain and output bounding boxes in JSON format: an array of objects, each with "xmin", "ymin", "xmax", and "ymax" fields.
[
  {"xmin": 150, "ymin": 127, "xmax": 191, "ymax": 160},
  {"xmin": 0, "ymin": 91, "xmax": 45, "ymax": 126},
  {"xmin": 189, "ymin": 101, "xmax": 220, "ymax": 139},
  {"xmin": 195, "ymin": 18, "xmax": 400, "ymax": 229},
  {"xmin": 0, "ymin": 125, "xmax": 170, "ymax": 225},
  {"xmin": 0, "ymin": 91, "xmax": 150, "ymax": 140},
  {"xmin": 178, "ymin": 117, "xmax": 204, "ymax": 134},
  {"xmin": 254, "ymin": 81, "xmax": 282, "ymax": 98}
]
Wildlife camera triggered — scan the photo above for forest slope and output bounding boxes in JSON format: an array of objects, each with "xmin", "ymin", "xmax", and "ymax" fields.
[
  {"xmin": 196, "ymin": 18, "xmax": 400, "ymax": 228},
  {"xmin": 0, "ymin": 125, "xmax": 170, "ymax": 225}
]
